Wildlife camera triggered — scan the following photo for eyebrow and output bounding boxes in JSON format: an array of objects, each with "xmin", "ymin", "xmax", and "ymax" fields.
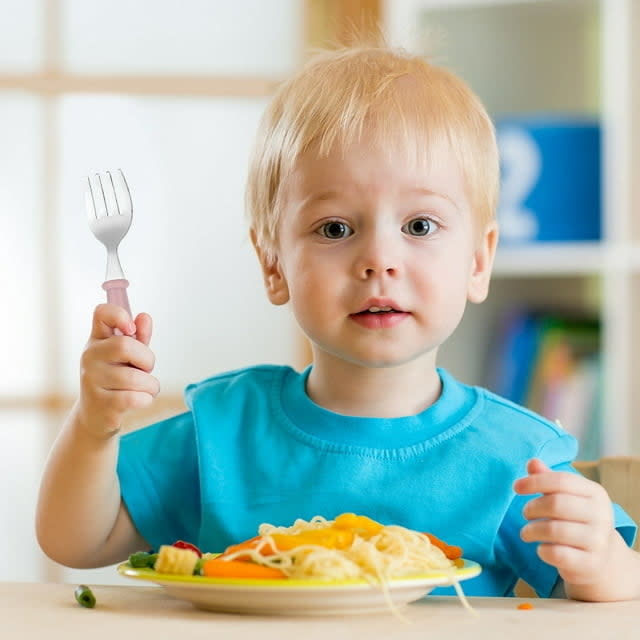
[
  {"xmin": 409, "ymin": 187, "xmax": 460, "ymax": 210},
  {"xmin": 300, "ymin": 187, "xmax": 460, "ymax": 210},
  {"xmin": 303, "ymin": 190, "xmax": 341, "ymax": 204}
]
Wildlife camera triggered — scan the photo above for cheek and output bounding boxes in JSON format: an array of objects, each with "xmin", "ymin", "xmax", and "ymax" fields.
[
  {"xmin": 283, "ymin": 243, "xmax": 335, "ymax": 288},
  {"xmin": 280, "ymin": 257, "xmax": 325, "ymax": 315},
  {"xmin": 411, "ymin": 260, "xmax": 472, "ymax": 318},
  {"xmin": 283, "ymin": 253, "xmax": 342, "ymax": 325},
  {"xmin": 413, "ymin": 250, "xmax": 469, "ymax": 286}
]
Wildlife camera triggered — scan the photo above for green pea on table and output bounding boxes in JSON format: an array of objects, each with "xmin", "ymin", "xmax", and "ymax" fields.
[{"xmin": 74, "ymin": 584, "xmax": 96, "ymax": 608}]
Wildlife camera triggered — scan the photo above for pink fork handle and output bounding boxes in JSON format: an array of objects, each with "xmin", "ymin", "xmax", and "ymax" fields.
[{"xmin": 102, "ymin": 279, "xmax": 134, "ymax": 336}]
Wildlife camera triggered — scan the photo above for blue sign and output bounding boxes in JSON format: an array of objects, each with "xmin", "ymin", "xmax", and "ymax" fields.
[{"xmin": 496, "ymin": 117, "xmax": 601, "ymax": 243}]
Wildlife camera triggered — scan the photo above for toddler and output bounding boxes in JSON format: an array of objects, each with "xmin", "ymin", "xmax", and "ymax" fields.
[{"xmin": 37, "ymin": 43, "xmax": 639, "ymax": 600}]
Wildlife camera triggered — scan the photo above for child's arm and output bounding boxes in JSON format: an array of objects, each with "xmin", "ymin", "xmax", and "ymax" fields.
[
  {"xmin": 36, "ymin": 304, "xmax": 160, "ymax": 568},
  {"xmin": 514, "ymin": 458, "xmax": 640, "ymax": 601}
]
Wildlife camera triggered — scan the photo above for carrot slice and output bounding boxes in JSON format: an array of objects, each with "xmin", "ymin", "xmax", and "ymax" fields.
[
  {"xmin": 423, "ymin": 532, "xmax": 463, "ymax": 560},
  {"xmin": 202, "ymin": 558, "xmax": 287, "ymax": 579},
  {"xmin": 218, "ymin": 536, "xmax": 277, "ymax": 560}
]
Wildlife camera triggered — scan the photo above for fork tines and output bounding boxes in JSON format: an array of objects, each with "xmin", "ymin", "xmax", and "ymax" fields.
[{"xmin": 86, "ymin": 169, "xmax": 132, "ymax": 220}]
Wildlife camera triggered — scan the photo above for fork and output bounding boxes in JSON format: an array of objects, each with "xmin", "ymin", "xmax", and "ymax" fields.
[{"xmin": 85, "ymin": 169, "xmax": 134, "ymax": 325}]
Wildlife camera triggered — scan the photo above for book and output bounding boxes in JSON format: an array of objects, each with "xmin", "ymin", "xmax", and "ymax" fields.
[{"xmin": 485, "ymin": 309, "xmax": 601, "ymax": 459}]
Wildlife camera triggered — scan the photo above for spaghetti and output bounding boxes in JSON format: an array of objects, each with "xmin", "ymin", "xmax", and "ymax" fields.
[
  {"xmin": 215, "ymin": 513, "xmax": 473, "ymax": 618},
  {"xmin": 221, "ymin": 514, "xmax": 457, "ymax": 583}
]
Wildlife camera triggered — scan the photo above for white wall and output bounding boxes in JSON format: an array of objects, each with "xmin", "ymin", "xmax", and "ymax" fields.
[{"xmin": 1, "ymin": 0, "xmax": 302, "ymax": 583}]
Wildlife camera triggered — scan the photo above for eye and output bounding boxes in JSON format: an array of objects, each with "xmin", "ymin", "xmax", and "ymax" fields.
[
  {"xmin": 319, "ymin": 221, "xmax": 353, "ymax": 239},
  {"xmin": 402, "ymin": 217, "xmax": 436, "ymax": 237}
]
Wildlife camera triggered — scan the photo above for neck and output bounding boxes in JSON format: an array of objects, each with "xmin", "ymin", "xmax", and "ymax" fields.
[{"xmin": 305, "ymin": 354, "xmax": 442, "ymax": 418}]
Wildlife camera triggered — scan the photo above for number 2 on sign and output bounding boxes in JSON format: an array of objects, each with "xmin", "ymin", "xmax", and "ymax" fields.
[{"xmin": 497, "ymin": 128, "xmax": 541, "ymax": 242}]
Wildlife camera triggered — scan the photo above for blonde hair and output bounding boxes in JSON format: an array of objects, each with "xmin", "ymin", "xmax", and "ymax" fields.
[{"xmin": 247, "ymin": 44, "xmax": 499, "ymax": 263}]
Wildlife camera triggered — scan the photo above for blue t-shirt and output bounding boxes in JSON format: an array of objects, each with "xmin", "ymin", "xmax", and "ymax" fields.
[{"xmin": 117, "ymin": 365, "xmax": 636, "ymax": 597}]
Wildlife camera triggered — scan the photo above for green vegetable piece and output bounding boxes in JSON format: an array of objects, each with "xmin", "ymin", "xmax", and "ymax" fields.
[
  {"xmin": 74, "ymin": 584, "xmax": 96, "ymax": 608},
  {"xmin": 128, "ymin": 551, "xmax": 158, "ymax": 568},
  {"xmin": 194, "ymin": 557, "xmax": 206, "ymax": 575}
]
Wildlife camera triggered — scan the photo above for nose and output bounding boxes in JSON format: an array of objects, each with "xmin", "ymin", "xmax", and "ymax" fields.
[{"xmin": 354, "ymin": 231, "xmax": 402, "ymax": 280}]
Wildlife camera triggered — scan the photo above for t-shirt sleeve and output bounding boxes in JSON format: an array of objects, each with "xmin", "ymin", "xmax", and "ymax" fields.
[
  {"xmin": 117, "ymin": 411, "xmax": 201, "ymax": 552},
  {"xmin": 612, "ymin": 503, "xmax": 637, "ymax": 548},
  {"xmin": 497, "ymin": 434, "xmax": 638, "ymax": 597}
]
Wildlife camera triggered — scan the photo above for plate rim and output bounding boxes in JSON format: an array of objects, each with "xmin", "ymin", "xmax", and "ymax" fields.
[{"xmin": 117, "ymin": 558, "xmax": 481, "ymax": 590}]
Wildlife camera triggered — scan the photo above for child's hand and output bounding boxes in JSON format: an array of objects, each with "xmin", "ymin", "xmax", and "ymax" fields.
[
  {"xmin": 78, "ymin": 304, "xmax": 160, "ymax": 437},
  {"xmin": 514, "ymin": 458, "xmax": 617, "ymax": 589}
]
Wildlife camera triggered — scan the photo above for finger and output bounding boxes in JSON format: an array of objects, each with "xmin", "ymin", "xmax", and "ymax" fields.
[
  {"xmin": 521, "ymin": 519, "xmax": 594, "ymax": 550},
  {"xmin": 91, "ymin": 304, "xmax": 136, "ymax": 340},
  {"xmin": 535, "ymin": 543, "xmax": 597, "ymax": 581},
  {"xmin": 134, "ymin": 313, "xmax": 153, "ymax": 346},
  {"xmin": 82, "ymin": 358, "xmax": 160, "ymax": 398},
  {"xmin": 89, "ymin": 335, "xmax": 156, "ymax": 373},
  {"xmin": 98, "ymin": 364, "xmax": 160, "ymax": 397},
  {"xmin": 93, "ymin": 386, "xmax": 157, "ymax": 413},
  {"xmin": 524, "ymin": 493, "xmax": 595, "ymax": 524},
  {"xmin": 514, "ymin": 469, "xmax": 597, "ymax": 498},
  {"xmin": 527, "ymin": 458, "xmax": 550, "ymax": 475}
]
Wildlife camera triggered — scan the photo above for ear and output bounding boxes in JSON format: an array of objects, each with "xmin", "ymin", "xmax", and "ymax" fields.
[
  {"xmin": 250, "ymin": 228, "xmax": 290, "ymax": 306},
  {"xmin": 467, "ymin": 222, "xmax": 499, "ymax": 304}
]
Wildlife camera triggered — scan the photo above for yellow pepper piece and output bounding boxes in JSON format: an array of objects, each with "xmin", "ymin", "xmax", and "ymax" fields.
[
  {"xmin": 154, "ymin": 545, "xmax": 199, "ymax": 575},
  {"xmin": 271, "ymin": 528, "xmax": 354, "ymax": 551},
  {"xmin": 333, "ymin": 512, "xmax": 383, "ymax": 537}
]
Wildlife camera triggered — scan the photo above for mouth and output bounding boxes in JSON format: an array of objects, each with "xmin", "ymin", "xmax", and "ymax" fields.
[
  {"xmin": 352, "ymin": 299, "xmax": 407, "ymax": 315},
  {"xmin": 349, "ymin": 304, "xmax": 409, "ymax": 329},
  {"xmin": 354, "ymin": 306, "xmax": 400, "ymax": 316}
]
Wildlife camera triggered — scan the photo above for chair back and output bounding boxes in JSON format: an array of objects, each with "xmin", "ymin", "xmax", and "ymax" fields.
[{"xmin": 574, "ymin": 457, "xmax": 640, "ymax": 551}]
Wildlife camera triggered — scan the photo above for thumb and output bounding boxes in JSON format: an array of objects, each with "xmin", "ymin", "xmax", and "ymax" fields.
[
  {"xmin": 527, "ymin": 458, "xmax": 550, "ymax": 475},
  {"xmin": 91, "ymin": 303, "xmax": 136, "ymax": 340},
  {"xmin": 134, "ymin": 312, "xmax": 153, "ymax": 346}
]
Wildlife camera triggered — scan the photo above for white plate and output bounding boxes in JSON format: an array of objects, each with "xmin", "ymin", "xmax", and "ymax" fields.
[{"xmin": 117, "ymin": 560, "xmax": 481, "ymax": 616}]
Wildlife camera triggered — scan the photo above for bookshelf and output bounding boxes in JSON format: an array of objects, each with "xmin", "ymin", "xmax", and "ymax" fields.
[{"xmin": 384, "ymin": 0, "xmax": 640, "ymax": 456}]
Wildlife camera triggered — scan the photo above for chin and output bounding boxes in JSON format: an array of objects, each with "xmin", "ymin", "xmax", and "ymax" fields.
[
  {"xmin": 311, "ymin": 336, "xmax": 440, "ymax": 370},
  {"xmin": 344, "ymin": 351, "xmax": 432, "ymax": 369}
]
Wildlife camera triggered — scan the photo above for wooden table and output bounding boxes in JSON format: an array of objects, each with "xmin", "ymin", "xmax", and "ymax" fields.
[{"xmin": 2, "ymin": 582, "xmax": 638, "ymax": 639}]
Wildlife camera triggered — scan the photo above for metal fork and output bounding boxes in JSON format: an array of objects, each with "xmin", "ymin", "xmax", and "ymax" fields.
[{"xmin": 85, "ymin": 169, "xmax": 134, "ymax": 321}]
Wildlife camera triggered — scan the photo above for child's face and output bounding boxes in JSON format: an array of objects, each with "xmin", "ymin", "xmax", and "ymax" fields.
[{"xmin": 257, "ymin": 135, "xmax": 497, "ymax": 370}]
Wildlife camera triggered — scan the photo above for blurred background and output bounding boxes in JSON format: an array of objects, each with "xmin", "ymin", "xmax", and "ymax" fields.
[{"xmin": 1, "ymin": 0, "xmax": 638, "ymax": 584}]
